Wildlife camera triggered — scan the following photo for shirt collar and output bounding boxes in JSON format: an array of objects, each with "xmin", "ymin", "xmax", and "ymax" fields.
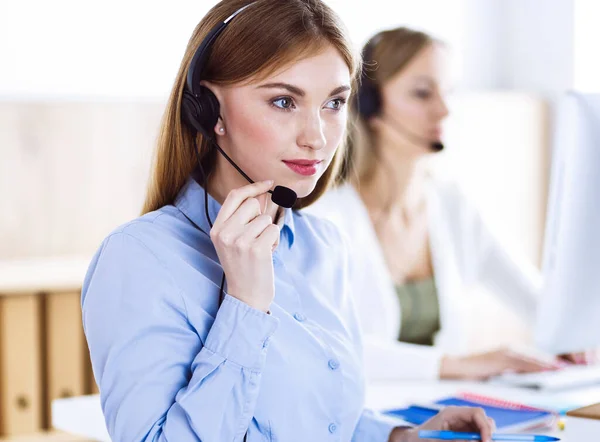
[{"xmin": 174, "ymin": 176, "xmax": 296, "ymax": 248}]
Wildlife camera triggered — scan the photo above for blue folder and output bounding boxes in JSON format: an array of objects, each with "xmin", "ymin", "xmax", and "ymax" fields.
[{"xmin": 384, "ymin": 397, "xmax": 555, "ymax": 432}]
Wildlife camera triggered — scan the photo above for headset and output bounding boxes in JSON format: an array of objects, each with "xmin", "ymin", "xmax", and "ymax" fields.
[
  {"xmin": 181, "ymin": 2, "xmax": 297, "ymax": 210},
  {"xmin": 355, "ymin": 36, "xmax": 445, "ymax": 152}
]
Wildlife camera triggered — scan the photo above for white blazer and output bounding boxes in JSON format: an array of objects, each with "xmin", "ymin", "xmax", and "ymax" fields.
[{"xmin": 304, "ymin": 181, "xmax": 542, "ymax": 381}]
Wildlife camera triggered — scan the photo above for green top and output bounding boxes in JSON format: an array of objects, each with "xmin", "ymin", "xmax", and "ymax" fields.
[{"xmin": 395, "ymin": 277, "xmax": 441, "ymax": 346}]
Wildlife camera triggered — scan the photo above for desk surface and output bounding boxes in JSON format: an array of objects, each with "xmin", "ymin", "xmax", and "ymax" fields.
[{"xmin": 53, "ymin": 380, "xmax": 600, "ymax": 441}]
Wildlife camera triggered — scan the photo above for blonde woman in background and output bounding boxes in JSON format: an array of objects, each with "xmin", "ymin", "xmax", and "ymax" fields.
[{"xmin": 307, "ymin": 27, "xmax": 587, "ymax": 382}]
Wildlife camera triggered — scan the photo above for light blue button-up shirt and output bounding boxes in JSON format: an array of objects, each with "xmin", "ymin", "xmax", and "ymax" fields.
[{"xmin": 82, "ymin": 176, "xmax": 404, "ymax": 441}]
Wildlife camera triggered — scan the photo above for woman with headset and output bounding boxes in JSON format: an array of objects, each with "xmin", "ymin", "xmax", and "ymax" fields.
[
  {"xmin": 81, "ymin": 2, "xmax": 494, "ymax": 441},
  {"xmin": 307, "ymin": 27, "xmax": 592, "ymax": 382}
]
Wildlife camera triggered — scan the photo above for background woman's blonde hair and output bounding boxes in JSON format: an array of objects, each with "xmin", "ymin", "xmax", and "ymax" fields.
[
  {"xmin": 141, "ymin": 0, "xmax": 359, "ymax": 215},
  {"xmin": 342, "ymin": 27, "xmax": 435, "ymax": 187}
]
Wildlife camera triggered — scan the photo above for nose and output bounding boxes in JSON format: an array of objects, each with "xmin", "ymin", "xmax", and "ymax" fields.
[
  {"xmin": 436, "ymin": 94, "xmax": 449, "ymax": 120},
  {"xmin": 297, "ymin": 110, "xmax": 326, "ymax": 150}
]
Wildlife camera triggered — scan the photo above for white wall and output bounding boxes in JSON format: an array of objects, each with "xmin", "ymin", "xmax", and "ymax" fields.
[
  {"xmin": 0, "ymin": 0, "xmax": 213, "ymax": 99},
  {"xmin": 0, "ymin": 0, "xmax": 472, "ymax": 98},
  {"xmin": 574, "ymin": 0, "xmax": 600, "ymax": 92},
  {"xmin": 497, "ymin": 0, "xmax": 574, "ymax": 102},
  {"xmin": 0, "ymin": 0, "xmax": 580, "ymax": 99}
]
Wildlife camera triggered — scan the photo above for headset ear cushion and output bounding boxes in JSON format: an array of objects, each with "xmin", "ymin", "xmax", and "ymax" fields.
[
  {"xmin": 181, "ymin": 90, "xmax": 205, "ymax": 134},
  {"xmin": 356, "ymin": 79, "xmax": 381, "ymax": 120},
  {"xmin": 181, "ymin": 87, "xmax": 221, "ymax": 138},
  {"xmin": 195, "ymin": 86, "xmax": 221, "ymax": 136}
]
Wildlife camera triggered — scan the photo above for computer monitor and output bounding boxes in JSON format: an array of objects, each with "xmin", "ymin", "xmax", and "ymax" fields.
[{"xmin": 535, "ymin": 91, "xmax": 600, "ymax": 355}]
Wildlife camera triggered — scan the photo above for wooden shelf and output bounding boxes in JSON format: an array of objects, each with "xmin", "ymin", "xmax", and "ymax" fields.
[
  {"xmin": 0, "ymin": 257, "xmax": 90, "ymax": 296},
  {"xmin": 0, "ymin": 430, "xmax": 94, "ymax": 441}
]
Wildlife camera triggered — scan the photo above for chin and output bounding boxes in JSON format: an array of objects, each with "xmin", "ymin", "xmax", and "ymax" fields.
[{"xmin": 286, "ymin": 178, "xmax": 320, "ymax": 200}]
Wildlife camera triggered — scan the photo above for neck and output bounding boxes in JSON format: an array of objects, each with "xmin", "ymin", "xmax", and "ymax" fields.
[
  {"xmin": 357, "ymin": 138, "xmax": 427, "ymax": 219},
  {"xmin": 209, "ymin": 153, "xmax": 280, "ymax": 221}
]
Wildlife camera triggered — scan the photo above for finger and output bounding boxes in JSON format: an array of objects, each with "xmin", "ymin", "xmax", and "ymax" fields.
[
  {"xmin": 558, "ymin": 353, "xmax": 577, "ymax": 364},
  {"xmin": 225, "ymin": 197, "xmax": 263, "ymax": 228},
  {"xmin": 255, "ymin": 223, "xmax": 280, "ymax": 251},
  {"xmin": 506, "ymin": 353, "xmax": 558, "ymax": 372},
  {"xmin": 471, "ymin": 408, "xmax": 493, "ymax": 442},
  {"xmin": 256, "ymin": 192, "xmax": 270, "ymax": 215},
  {"xmin": 271, "ymin": 228, "xmax": 280, "ymax": 252},
  {"xmin": 237, "ymin": 214, "xmax": 275, "ymax": 245},
  {"xmin": 213, "ymin": 180, "xmax": 273, "ymax": 227},
  {"xmin": 213, "ymin": 198, "xmax": 263, "ymax": 245},
  {"xmin": 439, "ymin": 407, "xmax": 491, "ymax": 442}
]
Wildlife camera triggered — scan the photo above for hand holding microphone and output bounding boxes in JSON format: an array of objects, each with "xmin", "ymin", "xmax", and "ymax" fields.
[{"xmin": 210, "ymin": 180, "xmax": 280, "ymax": 313}]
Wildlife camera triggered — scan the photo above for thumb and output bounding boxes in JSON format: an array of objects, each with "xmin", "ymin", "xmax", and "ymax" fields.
[{"xmin": 256, "ymin": 192, "xmax": 270, "ymax": 214}]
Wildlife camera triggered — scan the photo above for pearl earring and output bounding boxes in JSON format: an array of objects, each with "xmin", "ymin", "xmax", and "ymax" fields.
[{"xmin": 219, "ymin": 127, "xmax": 225, "ymax": 134}]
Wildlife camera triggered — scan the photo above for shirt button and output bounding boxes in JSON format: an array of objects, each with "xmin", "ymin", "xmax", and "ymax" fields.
[
  {"xmin": 293, "ymin": 312, "xmax": 305, "ymax": 322},
  {"xmin": 328, "ymin": 359, "xmax": 340, "ymax": 370},
  {"xmin": 328, "ymin": 423, "xmax": 337, "ymax": 433}
]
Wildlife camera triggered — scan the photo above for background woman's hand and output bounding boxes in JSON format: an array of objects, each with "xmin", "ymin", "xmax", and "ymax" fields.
[
  {"xmin": 440, "ymin": 347, "xmax": 561, "ymax": 380},
  {"xmin": 210, "ymin": 180, "xmax": 280, "ymax": 312}
]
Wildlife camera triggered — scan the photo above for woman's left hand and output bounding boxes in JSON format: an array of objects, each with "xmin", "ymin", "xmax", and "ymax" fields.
[{"xmin": 390, "ymin": 406, "xmax": 495, "ymax": 442}]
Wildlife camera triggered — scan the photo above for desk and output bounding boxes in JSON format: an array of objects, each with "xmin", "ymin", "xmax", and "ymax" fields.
[{"xmin": 53, "ymin": 381, "xmax": 600, "ymax": 441}]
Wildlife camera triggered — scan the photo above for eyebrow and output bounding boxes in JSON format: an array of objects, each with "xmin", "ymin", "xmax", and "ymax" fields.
[
  {"xmin": 413, "ymin": 75, "xmax": 435, "ymax": 85},
  {"xmin": 257, "ymin": 82, "xmax": 351, "ymax": 97}
]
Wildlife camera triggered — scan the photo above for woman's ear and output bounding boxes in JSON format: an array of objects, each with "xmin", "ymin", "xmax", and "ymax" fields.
[
  {"xmin": 214, "ymin": 117, "xmax": 226, "ymax": 137},
  {"xmin": 200, "ymin": 80, "xmax": 222, "ymax": 102},
  {"xmin": 368, "ymin": 115, "xmax": 383, "ymax": 132},
  {"xmin": 200, "ymin": 81, "xmax": 226, "ymax": 137}
]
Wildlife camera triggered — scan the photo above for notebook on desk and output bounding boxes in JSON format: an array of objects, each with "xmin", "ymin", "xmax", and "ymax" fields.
[{"xmin": 384, "ymin": 393, "xmax": 557, "ymax": 433}]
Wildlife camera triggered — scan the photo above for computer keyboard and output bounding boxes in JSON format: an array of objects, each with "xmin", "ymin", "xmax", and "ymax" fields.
[{"xmin": 491, "ymin": 364, "xmax": 600, "ymax": 391}]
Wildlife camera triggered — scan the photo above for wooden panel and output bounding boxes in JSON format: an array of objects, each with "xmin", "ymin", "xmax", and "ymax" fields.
[
  {"xmin": 0, "ymin": 295, "xmax": 43, "ymax": 436},
  {"xmin": 44, "ymin": 293, "xmax": 86, "ymax": 426},
  {"xmin": 0, "ymin": 101, "xmax": 164, "ymax": 261}
]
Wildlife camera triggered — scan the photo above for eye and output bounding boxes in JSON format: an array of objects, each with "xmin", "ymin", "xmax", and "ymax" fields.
[
  {"xmin": 324, "ymin": 97, "xmax": 347, "ymax": 110},
  {"xmin": 415, "ymin": 89, "xmax": 432, "ymax": 100},
  {"xmin": 271, "ymin": 97, "xmax": 296, "ymax": 110}
]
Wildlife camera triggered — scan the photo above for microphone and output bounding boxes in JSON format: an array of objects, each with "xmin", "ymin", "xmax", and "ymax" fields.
[
  {"xmin": 212, "ymin": 141, "xmax": 298, "ymax": 208},
  {"xmin": 380, "ymin": 115, "xmax": 445, "ymax": 153}
]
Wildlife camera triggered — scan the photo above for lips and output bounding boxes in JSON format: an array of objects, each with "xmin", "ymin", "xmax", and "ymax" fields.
[{"xmin": 283, "ymin": 159, "xmax": 322, "ymax": 176}]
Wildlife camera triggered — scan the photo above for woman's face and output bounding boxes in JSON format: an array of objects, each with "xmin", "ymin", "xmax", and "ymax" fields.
[
  {"xmin": 375, "ymin": 43, "xmax": 449, "ymax": 158},
  {"xmin": 207, "ymin": 44, "xmax": 351, "ymax": 199}
]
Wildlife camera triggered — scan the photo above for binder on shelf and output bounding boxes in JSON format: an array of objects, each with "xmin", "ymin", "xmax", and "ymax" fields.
[
  {"xmin": 0, "ymin": 294, "xmax": 44, "ymax": 435},
  {"xmin": 44, "ymin": 292, "xmax": 87, "ymax": 426}
]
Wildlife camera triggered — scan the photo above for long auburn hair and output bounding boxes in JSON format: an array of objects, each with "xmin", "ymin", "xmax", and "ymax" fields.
[{"xmin": 142, "ymin": 0, "xmax": 358, "ymax": 214}]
